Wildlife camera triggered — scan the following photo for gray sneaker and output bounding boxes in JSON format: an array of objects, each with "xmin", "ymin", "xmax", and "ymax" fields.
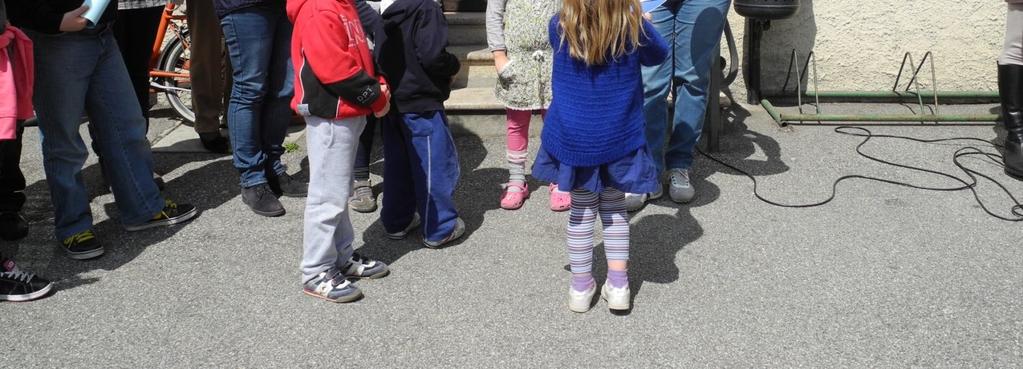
[
  {"xmin": 669, "ymin": 168, "xmax": 695, "ymax": 203},
  {"xmin": 623, "ymin": 186, "xmax": 663, "ymax": 212},
  {"xmin": 303, "ymin": 270, "xmax": 363, "ymax": 303},
  {"xmin": 423, "ymin": 218, "xmax": 465, "ymax": 249},
  {"xmin": 386, "ymin": 213, "xmax": 421, "ymax": 240},
  {"xmin": 349, "ymin": 180, "xmax": 377, "ymax": 213}
]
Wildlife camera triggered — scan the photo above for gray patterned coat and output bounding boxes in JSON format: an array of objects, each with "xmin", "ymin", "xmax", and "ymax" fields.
[{"xmin": 486, "ymin": 0, "xmax": 560, "ymax": 110}]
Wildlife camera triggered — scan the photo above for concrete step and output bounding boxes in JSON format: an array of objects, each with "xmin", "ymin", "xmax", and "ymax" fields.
[{"xmin": 446, "ymin": 12, "xmax": 486, "ymax": 46}]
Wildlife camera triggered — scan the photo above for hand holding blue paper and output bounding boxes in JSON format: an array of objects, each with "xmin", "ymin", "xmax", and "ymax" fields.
[
  {"xmin": 642, "ymin": 0, "xmax": 668, "ymax": 13},
  {"xmin": 81, "ymin": 0, "xmax": 111, "ymax": 27}
]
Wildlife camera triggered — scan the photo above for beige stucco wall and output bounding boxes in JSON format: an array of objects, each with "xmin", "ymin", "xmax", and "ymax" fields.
[{"xmin": 725, "ymin": 1, "xmax": 1005, "ymax": 103}]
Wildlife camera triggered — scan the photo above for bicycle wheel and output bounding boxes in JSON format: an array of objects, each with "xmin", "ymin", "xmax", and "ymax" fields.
[{"xmin": 156, "ymin": 34, "xmax": 195, "ymax": 123}]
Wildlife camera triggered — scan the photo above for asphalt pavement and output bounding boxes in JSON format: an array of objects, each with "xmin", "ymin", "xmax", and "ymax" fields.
[{"xmin": 2, "ymin": 102, "xmax": 1021, "ymax": 368}]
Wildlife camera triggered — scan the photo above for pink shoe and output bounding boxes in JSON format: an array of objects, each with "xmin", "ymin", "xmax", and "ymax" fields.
[
  {"xmin": 500, "ymin": 183, "xmax": 530, "ymax": 210},
  {"xmin": 549, "ymin": 184, "xmax": 571, "ymax": 212}
]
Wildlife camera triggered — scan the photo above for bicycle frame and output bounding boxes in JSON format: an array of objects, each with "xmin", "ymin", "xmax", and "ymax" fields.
[{"xmin": 150, "ymin": 1, "xmax": 189, "ymax": 80}]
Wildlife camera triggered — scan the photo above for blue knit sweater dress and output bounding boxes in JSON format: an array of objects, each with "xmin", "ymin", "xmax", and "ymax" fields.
[{"xmin": 532, "ymin": 16, "xmax": 669, "ymax": 194}]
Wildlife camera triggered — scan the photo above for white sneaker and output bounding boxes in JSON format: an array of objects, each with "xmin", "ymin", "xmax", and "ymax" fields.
[
  {"xmin": 623, "ymin": 187, "xmax": 662, "ymax": 212},
  {"xmin": 601, "ymin": 282, "xmax": 631, "ymax": 311},
  {"xmin": 568, "ymin": 285, "xmax": 597, "ymax": 313}
]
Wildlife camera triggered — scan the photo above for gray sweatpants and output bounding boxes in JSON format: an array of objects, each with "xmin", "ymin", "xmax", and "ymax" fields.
[
  {"xmin": 1002, "ymin": 3, "xmax": 1023, "ymax": 66},
  {"xmin": 301, "ymin": 115, "xmax": 367, "ymax": 284}
]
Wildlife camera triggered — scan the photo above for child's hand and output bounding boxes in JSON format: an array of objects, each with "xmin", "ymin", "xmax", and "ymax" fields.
[
  {"xmin": 643, "ymin": 12, "xmax": 652, "ymax": 21},
  {"xmin": 493, "ymin": 51, "xmax": 509, "ymax": 73},
  {"xmin": 60, "ymin": 6, "xmax": 90, "ymax": 33},
  {"xmin": 374, "ymin": 100, "xmax": 391, "ymax": 118}
]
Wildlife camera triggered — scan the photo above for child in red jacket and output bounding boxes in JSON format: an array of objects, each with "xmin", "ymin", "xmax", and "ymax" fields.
[{"xmin": 288, "ymin": 0, "xmax": 392, "ymax": 303}]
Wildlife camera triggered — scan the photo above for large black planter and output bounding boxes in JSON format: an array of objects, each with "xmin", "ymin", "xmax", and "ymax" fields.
[
  {"xmin": 734, "ymin": 0, "xmax": 800, "ymax": 20},
  {"xmin": 443, "ymin": 0, "xmax": 486, "ymax": 12}
]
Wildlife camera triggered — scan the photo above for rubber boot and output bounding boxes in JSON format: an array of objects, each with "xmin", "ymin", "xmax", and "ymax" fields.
[{"xmin": 998, "ymin": 64, "xmax": 1023, "ymax": 179}]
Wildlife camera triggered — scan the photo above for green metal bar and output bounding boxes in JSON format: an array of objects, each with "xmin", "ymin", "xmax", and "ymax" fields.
[
  {"xmin": 761, "ymin": 99, "xmax": 784, "ymax": 125},
  {"xmin": 766, "ymin": 90, "xmax": 999, "ymax": 102},
  {"xmin": 778, "ymin": 113, "xmax": 1000, "ymax": 123}
]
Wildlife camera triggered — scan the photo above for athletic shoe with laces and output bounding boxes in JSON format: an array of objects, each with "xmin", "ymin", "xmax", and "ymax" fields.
[
  {"xmin": 0, "ymin": 259, "xmax": 54, "ymax": 302},
  {"xmin": 386, "ymin": 213, "xmax": 420, "ymax": 240},
  {"xmin": 342, "ymin": 252, "xmax": 390, "ymax": 279},
  {"xmin": 62, "ymin": 230, "xmax": 104, "ymax": 260},
  {"xmin": 303, "ymin": 269, "xmax": 363, "ymax": 303},
  {"xmin": 349, "ymin": 180, "xmax": 377, "ymax": 213},
  {"xmin": 601, "ymin": 282, "xmax": 631, "ymax": 311},
  {"xmin": 668, "ymin": 168, "xmax": 695, "ymax": 203},
  {"xmin": 124, "ymin": 199, "xmax": 198, "ymax": 232},
  {"xmin": 568, "ymin": 284, "xmax": 597, "ymax": 313},
  {"xmin": 624, "ymin": 186, "xmax": 663, "ymax": 212},
  {"xmin": 423, "ymin": 217, "xmax": 465, "ymax": 249}
]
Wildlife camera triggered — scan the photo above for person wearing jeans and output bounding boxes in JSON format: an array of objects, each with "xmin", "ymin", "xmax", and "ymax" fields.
[
  {"xmin": 8, "ymin": 0, "xmax": 198, "ymax": 260},
  {"xmin": 215, "ymin": 0, "xmax": 305, "ymax": 217},
  {"xmin": 626, "ymin": 0, "xmax": 731, "ymax": 211}
]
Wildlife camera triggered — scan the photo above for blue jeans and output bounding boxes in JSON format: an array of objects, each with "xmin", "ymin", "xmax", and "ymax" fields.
[
  {"xmin": 642, "ymin": 0, "xmax": 731, "ymax": 173},
  {"xmin": 28, "ymin": 28, "xmax": 165, "ymax": 240},
  {"xmin": 220, "ymin": 6, "xmax": 294, "ymax": 188},
  {"xmin": 381, "ymin": 111, "xmax": 461, "ymax": 243}
]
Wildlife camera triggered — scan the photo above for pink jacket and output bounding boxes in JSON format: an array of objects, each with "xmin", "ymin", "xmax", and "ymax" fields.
[{"xmin": 0, "ymin": 25, "xmax": 34, "ymax": 141}]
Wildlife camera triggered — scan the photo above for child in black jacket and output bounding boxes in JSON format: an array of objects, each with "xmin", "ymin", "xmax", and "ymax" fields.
[{"xmin": 378, "ymin": 0, "xmax": 464, "ymax": 248}]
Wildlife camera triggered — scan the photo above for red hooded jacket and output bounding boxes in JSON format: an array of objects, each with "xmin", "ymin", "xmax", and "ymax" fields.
[{"xmin": 288, "ymin": 0, "xmax": 389, "ymax": 120}]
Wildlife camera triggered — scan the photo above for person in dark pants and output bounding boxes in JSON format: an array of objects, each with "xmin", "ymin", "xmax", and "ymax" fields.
[
  {"xmin": 0, "ymin": 0, "xmax": 56, "ymax": 302},
  {"xmin": 379, "ymin": 0, "xmax": 464, "ymax": 248},
  {"xmin": 999, "ymin": 0, "xmax": 1023, "ymax": 179},
  {"xmin": 215, "ymin": 0, "xmax": 306, "ymax": 217},
  {"xmin": 349, "ymin": 0, "xmax": 385, "ymax": 213},
  {"xmin": 186, "ymin": 0, "xmax": 232, "ymax": 153},
  {"xmin": 8, "ymin": 0, "xmax": 198, "ymax": 260},
  {"xmin": 114, "ymin": 0, "xmax": 165, "ymax": 123}
]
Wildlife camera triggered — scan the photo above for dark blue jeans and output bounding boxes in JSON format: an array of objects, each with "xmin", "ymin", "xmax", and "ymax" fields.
[
  {"xmin": 220, "ymin": 6, "xmax": 294, "ymax": 188},
  {"xmin": 28, "ymin": 28, "xmax": 165, "ymax": 239},
  {"xmin": 381, "ymin": 111, "xmax": 460, "ymax": 243}
]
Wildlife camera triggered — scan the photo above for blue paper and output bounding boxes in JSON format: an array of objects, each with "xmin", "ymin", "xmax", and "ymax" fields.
[
  {"xmin": 641, "ymin": 0, "xmax": 667, "ymax": 13},
  {"xmin": 82, "ymin": 0, "xmax": 112, "ymax": 27}
]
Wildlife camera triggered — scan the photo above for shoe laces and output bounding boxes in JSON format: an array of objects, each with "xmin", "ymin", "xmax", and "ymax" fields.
[
  {"xmin": 670, "ymin": 169, "xmax": 691, "ymax": 187},
  {"xmin": 64, "ymin": 230, "xmax": 95, "ymax": 246},
  {"xmin": 353, "ymin": 185, "xmax": 373, "ymax": 198}
]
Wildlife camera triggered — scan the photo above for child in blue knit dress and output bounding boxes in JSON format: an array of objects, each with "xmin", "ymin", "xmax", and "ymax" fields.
[{"xmin": 533, "ymin": 0, "xmax": 668, "ymax": 313}]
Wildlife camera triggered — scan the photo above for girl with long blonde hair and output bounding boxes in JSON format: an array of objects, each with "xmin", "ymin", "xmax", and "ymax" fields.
[{"xmin": 531, "ymin": 0, "xmax": 669, "ymax": 313}]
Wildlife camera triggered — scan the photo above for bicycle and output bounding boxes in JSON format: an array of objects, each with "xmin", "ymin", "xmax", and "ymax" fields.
[{"xmin": 149, "ymin": 1, "xmax": 194, "ymax": 123}]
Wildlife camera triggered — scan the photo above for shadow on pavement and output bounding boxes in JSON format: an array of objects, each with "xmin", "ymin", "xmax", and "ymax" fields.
[{"xmin": 12, "ymin": 154, "xmax": 237, "ymax": 292}]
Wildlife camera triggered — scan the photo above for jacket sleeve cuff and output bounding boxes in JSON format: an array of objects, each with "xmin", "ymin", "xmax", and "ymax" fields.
[{"xmin": 39, "ymin": 13, "xmax": 64, "ymax": 34}]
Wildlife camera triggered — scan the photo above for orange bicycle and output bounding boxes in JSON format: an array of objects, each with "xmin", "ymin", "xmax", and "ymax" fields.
[{"xmin": 149, "ymin": 1, "xmax": 194, "ymax": 122}]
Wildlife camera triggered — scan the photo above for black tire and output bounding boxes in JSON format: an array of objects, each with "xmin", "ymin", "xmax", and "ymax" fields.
[{"xmin": 156, "ymin": 34, "xmax": 195, "ymax": 123}]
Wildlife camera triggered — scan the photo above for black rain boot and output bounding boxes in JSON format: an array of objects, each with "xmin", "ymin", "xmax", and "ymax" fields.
[{"xmin": 998, "ymin": 64, "xmax": 1023, "ymax": 179}]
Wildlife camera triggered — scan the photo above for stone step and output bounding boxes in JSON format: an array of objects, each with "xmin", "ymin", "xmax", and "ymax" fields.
[{"xmin": 445, "ymin": 12, "xmax": 486, "ymax": 46}]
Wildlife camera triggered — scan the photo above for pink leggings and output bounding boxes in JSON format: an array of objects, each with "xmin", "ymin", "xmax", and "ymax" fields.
[
  {"xmin": 506, "ymin": 108, "xmax": 545, "ymax": 152},
  {"xmin": 506, "ymin": 109, "xmax": 546, "ymax": 185}
]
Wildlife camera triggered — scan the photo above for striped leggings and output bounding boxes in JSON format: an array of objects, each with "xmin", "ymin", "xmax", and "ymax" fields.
[{"xmin": 566, "ymin": 188, "xmax": 630, "ymax": 275}]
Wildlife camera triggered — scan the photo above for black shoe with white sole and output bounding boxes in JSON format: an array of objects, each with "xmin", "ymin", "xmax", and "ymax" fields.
[
  {"xmin": 0, "ymin": 259, "xmax": 53, "ymax": 302},
  {"xmin": 62, "ymin": 230, "xmax": 104, "ymax": 260},
  {"xmin": 124, "ymin": 199, "xmax": 198, "ymax": 232}
]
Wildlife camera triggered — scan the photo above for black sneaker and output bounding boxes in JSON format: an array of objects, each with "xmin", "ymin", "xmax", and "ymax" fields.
[
  {"xmin": 199, "ymin": 132, "xmax": 230, "ymax": 154},
  {"xmin": 62, "ymin": 230, "xmax": 104, "ymax": 260},
  {"xmin": 341, "ymin": 252, "xmax": 390, "ymax": 279},
  {"xmin": 303, "ymin": 269, "xmax": 363, "ymax": 303},
  {"xmin": 242, "ymin": 184, "xmax": 285, "ymax": 217},
  {"xmin": 124, "ymin": 199, "xmax": 199, "ymax": 232},
  {"xmin": 0, "ymin": 259, "xmax": 54, "ymax": 302},
  {"xmin": 269, "ymin": 173, "xmax": 308, "ymax": 198},
  {"xmin": 0, "ymin": 212, "xmax": 29, "ymax": 241}
]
